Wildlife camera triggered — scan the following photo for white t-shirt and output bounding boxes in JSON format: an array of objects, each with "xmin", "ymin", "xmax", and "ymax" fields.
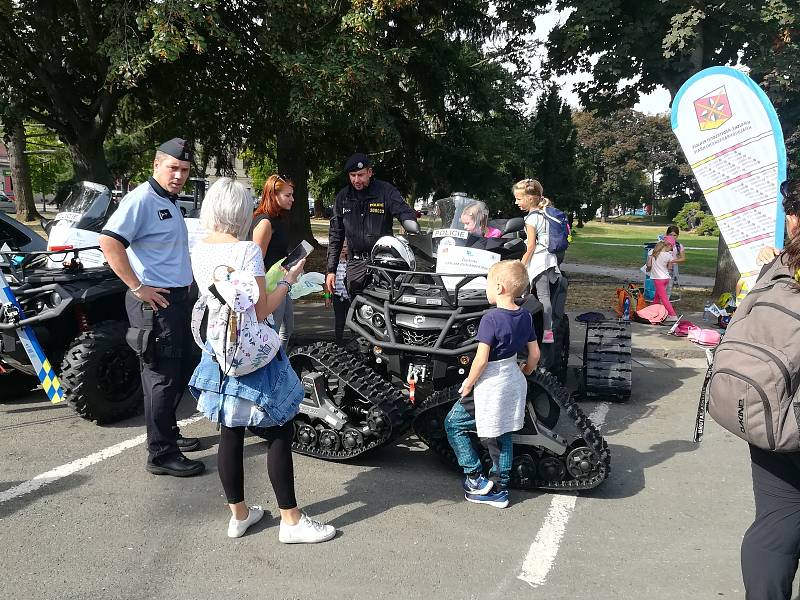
[
  {"xmin": 524, "ymin": 211, "xmax": 560, "ymax": 280},
  {"xmin": 648, "ymin": 248, "xmax": 674, "ymax": 280},
  {"xmin": 191, "ymin": 240, "xmax": 265, "ymax": 295}
]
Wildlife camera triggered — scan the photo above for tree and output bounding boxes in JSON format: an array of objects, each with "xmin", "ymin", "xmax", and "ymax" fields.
[
  {"xmin": 0, "ymin": 1, "xmax": 228, "ymax": 185},
  {"xmin": 3, "ymin": 116, "xmax": 38, "ymax": 221},
  {"xmin": 546, "ymin": 0, "xmax": 798, "ymax": 295},
  {"xmin": 26, "ymin": 123, "xmax": 73, "ymax": 201}
]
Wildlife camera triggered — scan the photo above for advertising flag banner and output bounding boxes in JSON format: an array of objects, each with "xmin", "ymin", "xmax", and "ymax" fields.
[{"xmin": 671, "ymin": 66, "xmax": 787, "ymax": 287}]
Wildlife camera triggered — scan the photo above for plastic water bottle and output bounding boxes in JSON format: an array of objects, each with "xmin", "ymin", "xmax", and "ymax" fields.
[
  {"xmin": 622, "ymin": 297, "xmax": 630, "ymax": 321},
  {"xmin": 703, "ymin": 301, "xmax": 711, "ymax": 322}
]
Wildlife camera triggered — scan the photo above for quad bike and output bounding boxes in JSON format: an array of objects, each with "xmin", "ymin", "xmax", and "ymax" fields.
[
  {"xmin": 0, "ymin": 182, "xmax": 142, "ymax": 422},
  {"xmin": 287, "ymin": 196, "xmax": 609, "ymax": 491}
]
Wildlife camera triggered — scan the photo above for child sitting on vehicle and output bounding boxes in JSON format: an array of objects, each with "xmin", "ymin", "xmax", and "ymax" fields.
[
  {"xmin": 325, "ymin": 241, "xmax": 350, "ymax": 346},
  {"xmin": 460, "ymin": 201, "xmax": 502, "ymax": 238},
  {"xmin": 443, "ymin": 260, "xmax": 540, "ymax": 508}
]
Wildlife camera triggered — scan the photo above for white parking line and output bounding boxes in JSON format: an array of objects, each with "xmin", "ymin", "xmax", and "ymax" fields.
[
  {"xmin": 517, "ymin": 402, "xmax": 610, "ymax": 587},
  {"xmin": 0, "ymin": 415, "xmax": 204, "ymax": 504}
]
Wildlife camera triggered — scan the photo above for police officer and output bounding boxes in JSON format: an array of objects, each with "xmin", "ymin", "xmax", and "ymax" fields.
[
  {"xmin": 99, "ymin": 138, "xmax": 204, "ymax": 477},
  {"xmin": 325, "ymin": 153, "xmax": 418, "ymax": 296}
]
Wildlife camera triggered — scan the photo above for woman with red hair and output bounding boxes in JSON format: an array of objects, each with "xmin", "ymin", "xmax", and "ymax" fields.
[{"xmin": 251, "ymin": 174, "xmax": 296, "ymax": 349}]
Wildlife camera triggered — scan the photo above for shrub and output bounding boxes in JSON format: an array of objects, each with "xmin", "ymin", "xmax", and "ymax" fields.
[
  {"xmin": 695, "ymin": 214, "xmax": 720, "ymax": 236},
  {"xmin": 674, "ymin": 201, "xmax": 704, "ymax": 231}
]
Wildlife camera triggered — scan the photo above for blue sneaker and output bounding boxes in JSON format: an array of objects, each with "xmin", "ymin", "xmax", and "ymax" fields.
[
  {"xmin": 465, "ymin": 488, "xmax": 509, "ymax": 508},
  {"xmin": 462, "ymin": 474, "xmax": 493, "ymax": 495}
]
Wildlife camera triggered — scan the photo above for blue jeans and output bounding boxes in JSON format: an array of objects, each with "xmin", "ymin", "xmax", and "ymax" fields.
[{"xmin": 444, "ymin": 401, "xmax": 513, "ymax": 490}]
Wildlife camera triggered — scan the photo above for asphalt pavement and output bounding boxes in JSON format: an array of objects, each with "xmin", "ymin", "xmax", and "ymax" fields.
[{"xmin": 0, "ymin": 305, "xmax": 758, "ymax": 600}]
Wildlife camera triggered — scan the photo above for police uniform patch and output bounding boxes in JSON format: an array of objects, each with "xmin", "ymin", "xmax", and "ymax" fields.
[
  {"xmin": 369, "ymin": 202, "xmax": 383, "ymax": 214},
  {"xmin": 158, "ymin": 209, "xmax": 172, "ymax": 220}
]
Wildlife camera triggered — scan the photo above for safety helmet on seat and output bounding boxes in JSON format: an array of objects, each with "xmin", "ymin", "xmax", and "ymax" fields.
[{"xmin": 370, "ymin": 236, "xmax": 416, "ymax": 271}]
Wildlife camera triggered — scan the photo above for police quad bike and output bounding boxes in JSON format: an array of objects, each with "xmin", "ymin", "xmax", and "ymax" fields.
[
  {"xmin": 286, "ymin": 195, "xmax": 609, "ymax": 492},
  {"xmin": 0, "ymin": 182, "xmax": 143, "ymax": 422}
]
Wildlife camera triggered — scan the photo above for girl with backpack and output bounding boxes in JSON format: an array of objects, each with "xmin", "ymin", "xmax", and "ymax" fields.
[
  {"xmin": 645, "ymin": 235, "xmax": 678, "ymax": 322},
  {"xmin": 188, "ymin": 178, "xmax": 335, "ymax": 543},
  {"xmin": 513, "ymin": 178, "xmax": 560, "ymax": 343}
]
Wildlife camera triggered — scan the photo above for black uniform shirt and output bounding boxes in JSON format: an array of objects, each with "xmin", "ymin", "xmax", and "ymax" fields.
[{"xmin": 326, "ymin": 178, "xmax": 416, "ymax": 272}]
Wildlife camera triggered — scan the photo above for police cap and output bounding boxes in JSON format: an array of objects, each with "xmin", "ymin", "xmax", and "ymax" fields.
[
  {"xmin": 157, "ymin": 138, "xmax": 192, "ymax": 162},
  {"xmin": 344, "ymin": 152, "xmax": 371, "ymax": 173}
]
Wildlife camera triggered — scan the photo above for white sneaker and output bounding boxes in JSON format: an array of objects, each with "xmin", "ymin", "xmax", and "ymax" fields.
[
  {"xmin": 278, "ymin": 513, "xmax": 336, "ymax": 544},
  {"xmin": 227, "ymin": 505, "xmax": 265, "ymax": 538}
]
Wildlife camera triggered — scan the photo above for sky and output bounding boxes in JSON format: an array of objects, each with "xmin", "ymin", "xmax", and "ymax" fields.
[{"xmin": 529, "ymin": 8, "xmax": 672, "ymax": 116}]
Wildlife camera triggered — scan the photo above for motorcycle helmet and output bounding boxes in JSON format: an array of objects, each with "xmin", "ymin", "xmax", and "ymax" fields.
[{"xmin": 370, "ymin": 236, "xmax": 416, "ymax": 271}]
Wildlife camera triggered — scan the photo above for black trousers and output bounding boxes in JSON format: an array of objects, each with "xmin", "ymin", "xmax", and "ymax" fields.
[
  {"xmin": 218, "ymin": 422, "xmax": 297, "ymax": 509},
  {"xmin": 332, "ymin": 295, "xmax": 350, "ymax": 344},
  {"xmin": 742, "ymin": 444, "xmax": 800, "ymax": 599},
  {"xmin": 125, "ymin": 287, "xmax": 196, "ymax": 461}
]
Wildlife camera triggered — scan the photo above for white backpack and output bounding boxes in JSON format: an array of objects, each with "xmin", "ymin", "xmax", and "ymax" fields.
[{"xmin": 191, "ymin": 245, "xmax": 281, "ymax": 377}]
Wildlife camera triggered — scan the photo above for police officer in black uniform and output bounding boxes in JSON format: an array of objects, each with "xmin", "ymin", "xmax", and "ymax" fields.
[
  {"xmin": 325, "ymin": 153, "xmax": 418, "ymax": 296},
  {"xmin": 99, "ymin": 138, "xmax": 204, "ymax": 477}
]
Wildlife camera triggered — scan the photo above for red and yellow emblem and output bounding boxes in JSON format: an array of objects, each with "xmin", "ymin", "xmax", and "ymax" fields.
[{"xmin": 694, "ymin": 86, "xmax": 732, "ymax": 131}]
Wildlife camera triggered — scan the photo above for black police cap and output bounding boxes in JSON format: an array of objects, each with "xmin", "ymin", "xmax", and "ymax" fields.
[
  {"xmin": 344, "ymin": 152, "xmax": 371, "ymax": 173},
  {"xmin": 157, "ymin": 138, "xmax": 192, "ymax": 162}
]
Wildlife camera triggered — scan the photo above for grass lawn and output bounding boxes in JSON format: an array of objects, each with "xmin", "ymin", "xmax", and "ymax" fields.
[{"xmin": 568, "ymin": 220, "xmax": 719, "ymax": 277}]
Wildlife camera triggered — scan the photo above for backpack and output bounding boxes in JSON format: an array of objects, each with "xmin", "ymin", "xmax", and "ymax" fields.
[
  {"xmin": 698, "ymin": 255, "xmax": 800, "ymax": 451},
  {"xmin": 191, "ymin": 248, "xmax": 281, "ymax": 378},
  {"xmin": 614, "ymin": 284, "xmax": 647, "ymax": 318},
  {"xmin": 541, "ymin": 207, "xmax": 570, "ymax": 254}
]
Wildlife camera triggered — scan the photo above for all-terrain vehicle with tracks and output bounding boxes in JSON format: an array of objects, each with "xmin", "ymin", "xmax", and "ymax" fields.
[
  {"xmin": 287, "ymin": 196, "xmax": 609, "ymax": 491},
  {"xmin": 0, "ymin": 182, "xmax": 143, "ymax": 422}
]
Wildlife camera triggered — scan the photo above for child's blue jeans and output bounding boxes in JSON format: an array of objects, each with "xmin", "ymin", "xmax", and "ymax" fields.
[{"xmin": 444, "ymin": 401, "xmax": 513, "ymax": 490}]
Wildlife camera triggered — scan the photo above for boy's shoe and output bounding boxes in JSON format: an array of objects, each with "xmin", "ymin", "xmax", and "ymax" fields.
[
  {"xmin": 542, "ymin": 329, "xmax": 555, "ymax": 344},
  {"xmin": 462, "ymin": 474, "xmax": 493, "ymax": 495},
  {"xmin": 279, "ymin": 513, "xmax": 336, "ymax": 544},
  {"xmin": 465, "ymin": 488, "xmax": 509, "ymax": 509},
  {"xmin": 227, "ymin": 505, "xmax": 265, "ymax": 538}
]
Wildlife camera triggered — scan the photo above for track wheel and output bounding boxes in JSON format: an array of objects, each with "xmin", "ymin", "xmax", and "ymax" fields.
[
  {"xmin": 566, "ymin": 446, "xmax": 598, "ymax": 479},
  {"xmin": 366, "ymin": 406, "xmax": 387, "ymax": 433},
  {"xmin": 512, "ymin": 454, "xmax": 537, "ymax": 487},
  {"xmin": 342, "ymin": 428, "xmax": 364, "ymax": 450},
  {"xmin": 296, "ymin": 423, "xmax": 318, "ymax": 448},
  {"xmin": 538, "ymin": 456, "xmax": 566, "ymax": 482},
  {"xmin": 319, "ymin": 429, "xmax": 341, "ymax": 452}
]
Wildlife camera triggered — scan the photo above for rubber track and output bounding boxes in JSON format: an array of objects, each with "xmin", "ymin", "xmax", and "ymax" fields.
[
  {"xmin": 413, "ymin": 370, "xmax": 610, "ymax": 491},
  {"xmin": 289, "ymin": 342, "xmax": 415, "ymax": 460},
  {"xmin": 582, "ymin": 321, "xmax": 632, "ymax": 400}
]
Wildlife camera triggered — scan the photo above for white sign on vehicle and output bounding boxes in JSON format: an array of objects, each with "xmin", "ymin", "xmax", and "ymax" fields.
[
  {"xmin": 46, "ymin": 227, "xmax": 105, "ymax": 269},
  {"xmin": 432, "ymin": 228, "xmax": 469, "ymax": 239},
  {"xmin": 53, "ymin": 211, "xmax": 82, "ymax": 224},
  {"xmin": 436, "ymin": 245, "xmax": 499, "ymax": 290}
]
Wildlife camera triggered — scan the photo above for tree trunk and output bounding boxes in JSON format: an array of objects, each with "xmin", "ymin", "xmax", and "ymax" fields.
[
  {"xmin": 276, "ymin": 122, "xmax": 314, "ymax": 248},
  {"xmin": 314, "ymin": 195, "xmax": 325, "ymax": 219},
  {"xmin": 601, "ymin": 199, "xmax": 610, "ymax": 223},
  {"xmin": 66, "ymin": 131, "xmax": 113, "ymax": 187},
  {"xmin": 6, "ymin": 120, "xmax": 40, "ymax": 222},
  {"xmin": 711, "ymin": 236, "xmax": 740, "ymax": 298}
]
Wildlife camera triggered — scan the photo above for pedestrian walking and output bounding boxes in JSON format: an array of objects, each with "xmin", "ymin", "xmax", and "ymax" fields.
[
  {"xmin": 444, "ymin": 260, "xmax": 539, "ymax": 509},
  {"xmin": 252, "ymin": 174, "xmax": 295, "ymax": 350},
  {"xmin": 99, "ymin": 137, "xmax": 204, "ymax": 477},
  {"xmin": 188, "ymin": 177, "xmax": 336, "ymax": 542},
  {"xmin": 325, "ymin": 152, "xmax": 419, "ymax": 298}
]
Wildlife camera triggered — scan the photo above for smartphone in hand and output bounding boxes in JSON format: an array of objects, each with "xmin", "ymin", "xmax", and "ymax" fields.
[{"xmin": 281, "ymin": 240, "xmax": 314, "ymax": 269}]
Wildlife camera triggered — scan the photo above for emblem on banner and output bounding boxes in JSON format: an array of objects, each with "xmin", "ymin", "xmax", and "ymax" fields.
[{"xmin": 694, "ymin": 86, "xmax": 732, "ymax": 131}]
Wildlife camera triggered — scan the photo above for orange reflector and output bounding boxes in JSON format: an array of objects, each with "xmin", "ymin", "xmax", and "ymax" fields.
[{"xmin": 459, "ymin": 355, "xmax": 470, "ymax": 365}]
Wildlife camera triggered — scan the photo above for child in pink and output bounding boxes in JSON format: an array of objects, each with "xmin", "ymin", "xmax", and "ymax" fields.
[{"xmin": 647, "ymin": 235, "xmax": 678, "ymax": 321}]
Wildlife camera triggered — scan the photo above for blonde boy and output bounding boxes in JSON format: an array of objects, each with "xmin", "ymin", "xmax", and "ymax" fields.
[{"xmin": 444, "ymin": 260, "xmax": 540, "ymax": 508}]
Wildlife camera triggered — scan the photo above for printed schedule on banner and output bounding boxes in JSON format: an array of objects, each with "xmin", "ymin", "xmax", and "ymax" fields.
[{"xmin": 672, "ymin": 67, "xmax": 786, "ymax": 285}]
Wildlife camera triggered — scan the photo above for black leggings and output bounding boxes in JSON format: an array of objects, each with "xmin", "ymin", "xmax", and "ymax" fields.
[
  {"xmin": 332, "ymin": 296, "xmax": 350, "ymax": 344},
  {"xmin": 741, "ymin": 445, "xmax": 800, "ymax": 599},
  {"xmin": 217, "ymin": 421, "xmax": 297, "ymax": 509}
]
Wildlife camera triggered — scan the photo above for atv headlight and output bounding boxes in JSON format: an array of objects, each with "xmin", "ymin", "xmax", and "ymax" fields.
[
  {"xmin": 359, "ymin": 305, "xmax": 374, "ymax": 320},
  {"xmin": 465, "ymin": 322, "xmax": 479, "ymax": 337},
  {"xmin": 49, "ymin": 292, "xmax": 63, "ymax": 307},
  {"xmin": 372, "ymin": 314, "xmax": 385, "ymax": 329}
]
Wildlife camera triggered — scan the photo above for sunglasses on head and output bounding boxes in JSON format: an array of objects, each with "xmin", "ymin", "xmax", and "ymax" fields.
[{"xmin": 272, "ymin": 173, "xmax": 290, "ymax": 196}]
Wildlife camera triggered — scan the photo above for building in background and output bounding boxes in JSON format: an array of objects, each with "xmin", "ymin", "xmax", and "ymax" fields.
[{"xmin": 0, "ymin": 144, "xmax": 13, "ymax": 199}]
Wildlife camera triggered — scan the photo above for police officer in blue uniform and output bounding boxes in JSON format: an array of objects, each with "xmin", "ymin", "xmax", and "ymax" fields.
[
  {"xmin": 325, "ymin": 152, "xmax": 418, "ymax": 296},
  {"xmin": 99, "ymin": 138, "xmax": 204, "ymax": 477}
]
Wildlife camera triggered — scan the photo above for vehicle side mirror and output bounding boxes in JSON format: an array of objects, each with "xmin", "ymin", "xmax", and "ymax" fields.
[
  {"xmin": 41, "ymin": 218, "xmax": 53, "ymax": 235},
  {"xmin": 503, "ymin": 217, "xmax": 524, "ymax": 235}
]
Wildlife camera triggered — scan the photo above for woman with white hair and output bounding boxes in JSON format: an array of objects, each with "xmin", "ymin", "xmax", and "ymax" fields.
[{"xmin": 188, "ymin": 177, "xmax": 335, "ymax": 543}]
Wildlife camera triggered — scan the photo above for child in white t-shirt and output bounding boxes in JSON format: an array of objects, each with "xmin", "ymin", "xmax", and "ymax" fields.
[{"xmin": 646, "ymin": 234, "xmax": 677, "ymax": 321}]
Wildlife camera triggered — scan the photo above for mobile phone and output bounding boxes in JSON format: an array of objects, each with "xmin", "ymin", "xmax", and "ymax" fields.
[{"xmin": 281, "ymin": 240, "xmax": 313, "ymax": 269}]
